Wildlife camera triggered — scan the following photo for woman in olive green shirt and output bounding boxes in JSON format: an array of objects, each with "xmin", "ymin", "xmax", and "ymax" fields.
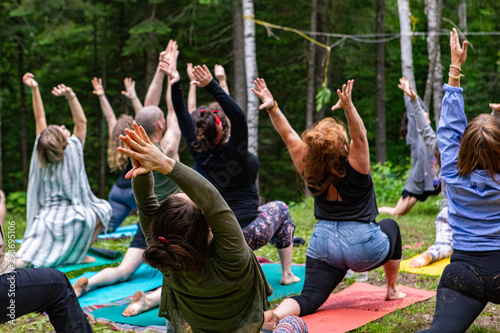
[{"xmin": 119, "ymin": 123, "xmax": 272, "ymax": 333}]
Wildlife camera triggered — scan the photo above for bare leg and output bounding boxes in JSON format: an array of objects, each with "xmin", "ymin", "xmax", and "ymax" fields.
[
  {"xmin": 379, "ymin": 196, "xmax": 418, "ymax": 217},
  {"xmin": 383, "ymin": 259, "xmax": 406, "ymax": 300},
  {"xmin": 72, "ymin": 247, "xmax": 143, "ymax": 297},
  {"xmin": 122, "ymin": 287, "xmax": 162, "ymax": 317},
  {"xmin": 277, "ymin": 244, "xmax": 301, "ymax": 285},
  {"xmin": 263, "ymin": 298, "xmax": 301, "ymax": 329},
  {"xmin": 410, "ymin": 251, "xmax": 433, "ymax": 268}
]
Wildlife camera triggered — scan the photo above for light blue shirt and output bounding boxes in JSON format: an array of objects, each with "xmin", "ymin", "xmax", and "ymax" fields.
[{"xmin": 438, "ymin": 84, "xmax": 500, "ymax": 251}]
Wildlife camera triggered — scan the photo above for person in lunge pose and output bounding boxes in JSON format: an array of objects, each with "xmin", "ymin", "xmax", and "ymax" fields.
[
  {"xmin": 418, "ymin": 29, "xmax": 500, "ymax": 333},
  {"xmin": 16, "ymin": 73, "xmax": 111, "ymax": 268},
  {"xmin": 251, "ymin": 78, "xmax": 405, "ymax": 328}
]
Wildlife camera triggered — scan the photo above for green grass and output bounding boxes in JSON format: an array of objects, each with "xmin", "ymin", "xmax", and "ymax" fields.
[{"xmin": 2, "ymin": 196, "xmax": 499, "ymax": 332}]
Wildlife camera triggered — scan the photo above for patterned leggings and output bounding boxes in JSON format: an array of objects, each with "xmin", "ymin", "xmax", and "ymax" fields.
[
  {"xmin": 242, "ymin": 201, "xmax": 295, "ymax": 250},
  {"xmin": 427, "ymin": 206, "xmax": 453, "ymax": 262}
]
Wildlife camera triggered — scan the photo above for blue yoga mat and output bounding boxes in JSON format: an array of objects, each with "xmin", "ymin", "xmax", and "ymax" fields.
[
  {"xmin": 70, "ymin": 263, "xmax": 163, "ymax": 308},
  {"xmin": 82, "ymin": 263, "xmax": 305, "ymax": 328},
  {"xmin": 98, "ymin": 224, "xmax": 139, "ymax": 240}
]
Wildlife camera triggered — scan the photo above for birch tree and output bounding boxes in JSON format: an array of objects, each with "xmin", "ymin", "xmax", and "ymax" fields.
[
  {"xmin": 233, "ymin": 4, "xmax": 247, "ymax": 109},
  {"xmin": 397, "ymin": 0, "xmax": 417, "ymax": 95},
  {"xmin": 306, "ymin": 0, "xmax": 318, "ymax": 129},
  {"xmin": 242, "ymin": 0, "xmax": 259, "ymax": 157},
  {"xmin": 375, "ymin": 0, "xmax": 386, "ymax": 163},
  {"xmin": 423, "ymin": 0, "xmax": 442, "ymax": 115}
]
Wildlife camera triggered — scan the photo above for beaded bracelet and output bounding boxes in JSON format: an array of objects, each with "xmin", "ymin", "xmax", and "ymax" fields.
[
  {"xmin": 449, "ymin": 64, "xmax": 462, "ymax": 73},
  {"xmin": 448, "ymin": 72, "xmax": 461, "ymax": 80}
]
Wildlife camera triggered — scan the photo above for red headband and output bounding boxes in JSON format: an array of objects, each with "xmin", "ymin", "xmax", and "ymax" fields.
[
  {"xmin": 200, "ymin": 109, "xmax": 223, "ymax": 129},
  {"xmin": 158, "ymin": 237, "xmax": 169, "ymax": 244}
]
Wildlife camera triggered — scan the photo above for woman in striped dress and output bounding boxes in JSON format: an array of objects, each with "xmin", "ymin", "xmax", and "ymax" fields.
[{"xmin": 15, "ymin": 73, "xmax": 111, "ymax": 268}]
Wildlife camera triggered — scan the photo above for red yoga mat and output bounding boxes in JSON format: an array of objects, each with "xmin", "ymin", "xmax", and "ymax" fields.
[{"xmin": 302, "ymin": 282, "xmax": 436, "ymax": 333}]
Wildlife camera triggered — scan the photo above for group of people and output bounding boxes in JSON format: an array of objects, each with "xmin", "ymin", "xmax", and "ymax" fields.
[{"xmin": 0, "ymin": 28, "xmax": 499, "ymax": 333}]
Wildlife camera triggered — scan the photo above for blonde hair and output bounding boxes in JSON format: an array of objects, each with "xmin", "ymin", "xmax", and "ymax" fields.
[
  {"xmin": 37, "ymin": 125, "xmax": 67, "ymax": 167},
  {"xmin": 458, "ymin": 114, "xmax": 500, "ymax": 183},
  {"xmin": 108, "ymin": 115, "xmax": 134, "ymax": 172},
  {"xmin": 302, "ymin": 118, "xmax": 349, "ymax": 194}
]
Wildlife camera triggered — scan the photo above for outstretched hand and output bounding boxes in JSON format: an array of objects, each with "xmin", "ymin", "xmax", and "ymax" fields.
[
  {"xmin": 450, "ymin": 28, "xmax": 468, "ymax": 66},
  {"xmin": 92, "ymin": 77, "xmax": 104, "ymax": 96},
  {"xmin": 397, "ymin": 77, "xmax": 417, "ymax": 100},
  {"xmin": 118, "ymin": 123, "xmax": 168, "ymax": 178},
  {"xmin": 191, "ymin": 65, "xmax": 213, "ymax": 88},
  {"xmin": 214, "ymin": 64, "xmax": 226, "ymax": 81},
  {"xmin": 121, "ymin": 78, "xmax": 138, "ymax": 98},
  {"xmin": 250, "ymin": 78, "xmax": 275, "ymax": 110},
  {"xmin": 23, "ymin": 73, "xmax": 38, "ymax": 88},
  {"xmin": 331, "ymin": 80, "xmax": 355, "ymax": 112},
  {"xmin": 159, "ymin": 40, "xmax": 180, "ymax": 84},
  {"xmin": 490, "ymin": 103, "xmax": 500, "ymax": 112},
  {"xmin": 52, "ymin": 84, "xmax": 74, "ymax": 99}
]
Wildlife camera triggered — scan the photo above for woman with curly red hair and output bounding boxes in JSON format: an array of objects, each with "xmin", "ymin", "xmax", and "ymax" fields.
[{"xmin": 252, "ymin": 78, "xmax": 405, "ymax": 327}]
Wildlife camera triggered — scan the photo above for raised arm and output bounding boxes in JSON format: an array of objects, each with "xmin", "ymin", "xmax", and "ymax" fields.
[
  {"xmin": 23, "ymin": 73, "xmax": 47, "ymax": 136},
  {"xmin": 120, "ymin": 124, "xmax": 247, "ymax": 254},
  {"xmin": 52, "ymin": 84, "xmax": 87, "ymax": 146},
  {"xmin": 331, "ymin": 80, "xmax": 369, "ymax": 174},
  {"xmin": 160, "ymin": 75, "xmax": 182, "ymax": 160},
  {"xmin": 251, "ymin": 78, "xmax": 306, "ymax": 174},
  {"xmin": 92, "ymin": 77, "xmax": 116, "ymax": 138},
  {"xmin": 144, "ymin": 46, "xmax": 171, "ymax": 107},
  {"xmin": 399, "ymin": 76, "xmax": 438, "ymax": 155},
  {"xmin": 186, "ymin": 63, "xmax": 197, "ymax": 113},
  {"xmin": 122, "ymin": 77, "xmax": 143, "ymax": 113},
  {"xmin": 214, "ymin": 64, "xmax": 230, "ymax": 95},
  {"xmin": 192, "ymin": 65, "xmax": 247, "ymax": 155},
  {"xmin": 437, "ymin": 29, "xmax": 468, "ymax": 181}
]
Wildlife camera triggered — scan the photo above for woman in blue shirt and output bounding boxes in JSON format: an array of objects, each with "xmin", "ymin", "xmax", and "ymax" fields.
[{"xmin": 419, "ymin": 29, "xmax": 500, "ymax": 333}]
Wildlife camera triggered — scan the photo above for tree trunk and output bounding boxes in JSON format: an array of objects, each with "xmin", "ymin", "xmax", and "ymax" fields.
[
  {"xmin": 423, "ymin": 0, "xmax": 442, "ymax": 111},
  {"xmin": 397, "ymin": 0, "xmax": 418, "ymax": 95},
  {"xmin": 0, "ymin": 46, "xmax": 3, "ymax": 189},
  {"xmin": 314, "ymin": 0, "xmax": 328, "ymax": 122},
  {"xmin": 375, "ymin": 0, "xmax": 386, "ymax": 163},
  {"xmin": 432, "ymin": 46, "xmax": 443, "ymax": 125},
  {"xmin": 17, "ymin": 39, "xmax": 28, "ymax": 191},
  {"xmin": 306, "ymin": 0, "xmax": 318, "ymax": 129},
  {"xmin": 232, "ymin": 4, "xmax": 247, "ymax": 110},
  {"xmin": 242, "ymin": 0, "xmax": 259, "ymax": 157},
  {"xmin": 99, "ymin": 12, "xmax": 107, "ymax": 199},
  {"xmin": 458, "ymin": 0, "xmax": 467, "ymax": 33}
]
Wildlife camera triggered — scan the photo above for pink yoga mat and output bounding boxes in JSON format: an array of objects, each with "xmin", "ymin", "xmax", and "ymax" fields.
[{"xmin": 302, "ymin": 282, "xmax": 436, "ymax": 333}]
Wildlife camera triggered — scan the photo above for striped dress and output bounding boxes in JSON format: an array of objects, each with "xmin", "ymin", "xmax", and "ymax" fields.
[{"xmin": 17, "ymin": 135, "xmax": 111, "ymax": 267}]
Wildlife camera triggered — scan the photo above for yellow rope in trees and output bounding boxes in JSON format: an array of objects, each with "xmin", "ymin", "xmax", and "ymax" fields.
[{"xmin": 243, "ymin": 15, "xmax": 331, "ymax": 89}]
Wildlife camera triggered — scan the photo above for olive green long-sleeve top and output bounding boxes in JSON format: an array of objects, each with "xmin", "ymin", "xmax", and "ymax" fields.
[{"xmin": 132, "ymin": 161, "xmax": 272, "ymax": 333}]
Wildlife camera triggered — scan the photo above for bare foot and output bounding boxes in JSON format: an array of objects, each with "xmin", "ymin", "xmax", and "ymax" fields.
[
  {"xmin": 386, "ymin": 285, "xmax": 406, "ymax": 300},
  {"xmin": 123, "ymin": 291, "xmax": 149, "ymax": 317},
  {"xmin": 81, "ymin": 255, "xmax": 96, "ymax": 264},
  {"xmin": 281, "ymin": 271, "xmax": 301, "ymax": 285},
  {"xmin": 73, "ymin": 277, "xmax": 88, "ymax": 298},
  {"xmin": 410, "ymin": 251, "xmax": 432, "ymax": 268}
]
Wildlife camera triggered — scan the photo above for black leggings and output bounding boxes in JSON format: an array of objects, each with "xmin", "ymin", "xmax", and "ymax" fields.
[
  {"xmin": 418, "ymin": 249, "xmax": 500, "ymax": 333},
  {"xmin": 292, "ymin": 218, "xmax": 401, "ymax": 316}
]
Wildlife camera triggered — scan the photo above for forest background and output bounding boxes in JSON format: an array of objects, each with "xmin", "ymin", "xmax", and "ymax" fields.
[{"xmin": 0, "ymin": 0, "xmax": 499, "ymax": 204}]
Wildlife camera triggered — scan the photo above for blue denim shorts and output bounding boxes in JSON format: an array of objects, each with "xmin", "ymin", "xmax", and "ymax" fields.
[{"xmin": 306, "ymin": 220, "xmax": 390, "ymax": 272}]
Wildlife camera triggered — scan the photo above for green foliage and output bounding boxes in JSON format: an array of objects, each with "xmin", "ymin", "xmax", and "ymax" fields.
[
  {"xmin": 371, "ymin": 161, "xmax": 410, "ymax": 204},
  {"xmin": 5, "ymin": 191, "xmax": 27, "ymax": 216},
  {"xmin": 315, "ymin": 85, "xmax": 332, "ymax": 112}
]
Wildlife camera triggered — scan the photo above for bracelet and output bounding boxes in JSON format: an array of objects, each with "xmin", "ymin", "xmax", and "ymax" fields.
[
  {"xmin": 450, "ymin": 64, "xmax": 462, "ymax": 73},
  {"xmin": 66, "ymin": 94, "xmax": 76, "ymax": 101},
  {"xmin": 272, "ymin": 312, "xmax": 280, "ymax": 328},
  {"xmin": 448, "ymin": 72, "xmax": 461, "ymax": 80},
  {"xmin": 267, "ymin": 101, "xmax": 278, "ymax": 114}
]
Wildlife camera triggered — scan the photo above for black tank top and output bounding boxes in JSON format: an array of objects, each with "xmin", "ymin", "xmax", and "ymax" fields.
[{"xmin": 309, "ymin": 159, "xmax": 378, "ymax": 222}]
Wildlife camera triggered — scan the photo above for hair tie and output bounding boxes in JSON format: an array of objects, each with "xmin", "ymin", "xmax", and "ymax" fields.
[
  {"xmin": 158, "ymin": 236, "xmax": 169, "ymax": 244},
  {"xmin": 213, "ymin": 114, "xmax": 223, "ymax": 130},
  {"xmin": 200, "ymin": 109, "xmax": 218, "ymax": 114}
]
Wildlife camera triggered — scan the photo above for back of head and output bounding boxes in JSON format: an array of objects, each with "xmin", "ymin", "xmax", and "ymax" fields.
[
  {"xmin": 108, "ymin": 114, "xmax": 134, "ymax": 172},
  {"xmin": 37, "ymin": 125, "xmax": 67, "ymax": 167},
  {"xmin": 302, "ymin": 118, "xmax": 349, "ymax": 193},
  {"xmin": 135, "ymin": 106, "xmax": 164, "ymax": 136},
  {"xmin": 191, "ymin": 103, "xmax": 229, "ymax": 151},
  {"xmin": 458, "ymin": 114, "xmax": 500, "ymax": 182},
  {"xmin": 143, "ymin": 194, "xmax": 210, "ymax": 276}
]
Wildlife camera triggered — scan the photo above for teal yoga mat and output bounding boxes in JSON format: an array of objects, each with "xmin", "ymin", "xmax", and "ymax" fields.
[
  {"xmin": 83, "ymin": 263, "xmax": 305, "ymax": 328},
  {"xmin": 70, "ymin": 263, "xmax": 162, "ymax": 308},
  {"xmin": 92, "ymin": 304, "xmax": 166, "ymax": 327},
  {"xmin": 56, "ymin": 247, "xmax": 123, "ymax": 273}
]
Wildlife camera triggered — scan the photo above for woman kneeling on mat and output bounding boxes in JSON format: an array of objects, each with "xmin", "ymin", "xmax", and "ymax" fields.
[
  {"xmin": 251, "ymin": 78, "xmax": 405, "ymax": 328},
  {"xmin": 119, "ymin": 123, "xmax": 272, "ymax": 332}
]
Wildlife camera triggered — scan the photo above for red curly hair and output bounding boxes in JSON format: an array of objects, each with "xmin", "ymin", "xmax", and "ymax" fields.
[{"xmin": 302, "ymin": 118, "xmax": 349, "ymax": 194}]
